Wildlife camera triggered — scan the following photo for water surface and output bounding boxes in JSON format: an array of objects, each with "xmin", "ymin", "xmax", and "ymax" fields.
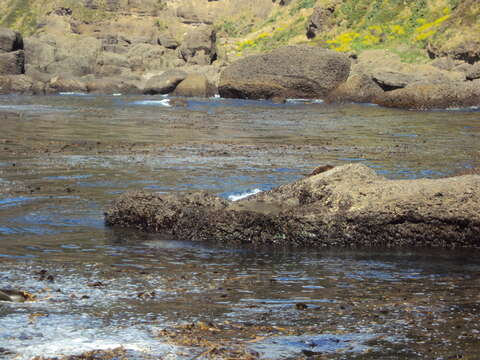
[{"xmin": 0, "ymin": 94, "xmax": 479, "ymax": 359}]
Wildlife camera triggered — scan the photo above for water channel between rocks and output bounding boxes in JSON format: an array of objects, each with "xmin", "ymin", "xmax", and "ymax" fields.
[{"xmin": 0, "ymin": 94, "xmax": 479, "ymax": 359}]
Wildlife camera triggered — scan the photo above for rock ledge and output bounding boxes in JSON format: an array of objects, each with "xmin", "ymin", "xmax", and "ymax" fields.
[{"xmin": 105, "ymin": 164, "xmax": 480, "ymax": 248}]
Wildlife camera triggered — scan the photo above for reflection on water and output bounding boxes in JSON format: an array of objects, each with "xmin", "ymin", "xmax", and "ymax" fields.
[{"xmin": 0, "ymin": 94, "xmax": 479, "ymax": 359}]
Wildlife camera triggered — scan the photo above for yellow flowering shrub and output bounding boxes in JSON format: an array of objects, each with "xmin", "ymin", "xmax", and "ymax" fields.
[
  {"xmin": 414, "ymin": 14, "xmax": 450, "ymax": 42},
  {"xmin": 362, "ymin": 34, "xmax": 380, "ymax": 46},
  {"xmin": 326, "ymin": 31, "xmax": 360, "ymax": 52},
  {"xmin": 389, "ymin": 25, "xmax": 405, "ymax": 35}
]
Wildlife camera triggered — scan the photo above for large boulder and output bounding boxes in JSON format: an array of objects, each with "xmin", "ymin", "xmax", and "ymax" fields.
[
  {"xmin": 105, "ymin": 164, "xmax": 480, "ymax": 248},
  {"xmin": 143, "ymin": 69, "xmax": 188, "ymax": 94},
  {"xmin": 173, "ymin": 73, "xmax": 216, "ymax": 97},
  {"xmin": 218, "ymin": 46, "xmax": 350, "ymax": 100},
  {"xmin": 0, "ymin": 50, "xmax": 25, "ymax": 75},
  {"xmin": 178, "ymin": 25, "xmax": 217, "ymax": 65},
  {"xmin": 0, "ymin": 27, "xmax": 23, "ymax": 53}
]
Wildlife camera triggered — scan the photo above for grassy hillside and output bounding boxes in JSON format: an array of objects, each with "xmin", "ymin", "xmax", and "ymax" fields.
[
  {"xmin": 1, "ymin": 0, "xmax": 478, "ymax": 63},
  {"xmin": 215, "ymin": 0, "xmax": 479, "ymax": 63}
]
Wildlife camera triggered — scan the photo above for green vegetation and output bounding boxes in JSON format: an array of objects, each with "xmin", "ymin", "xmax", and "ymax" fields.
[
  {"xmin": 289, "ymin": 0, "xmax": 316, "ymax": 15},
  {"xmin": 1, "ymin": 0, "xmax": 478, "ymax": 64},
  {"xmin": 0, "ymin": 0, "xmax": 38, "ymax": 35}
]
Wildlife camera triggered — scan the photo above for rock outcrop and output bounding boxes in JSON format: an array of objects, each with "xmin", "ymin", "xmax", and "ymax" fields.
[
  {"xmin": 178, "ymin": 25, "xmax": 217, "ymax": 65},
  {"xmin": 218, "ymin": 46, "xmax": 350, "ymax": 100},
  {"xmin": 105, "ymin": 164, "xmax": 480, "ymax": 248},
  {"xmin": 306, "ymin": 4, "xmax": 336, "ymax": 39},
  {"xmin": 0, "ymin": 27, "xmax": 23, "ymax": 53},
  {"xmin": 327, "ymin": 50, "xmax": 480, "ymax": 109}
]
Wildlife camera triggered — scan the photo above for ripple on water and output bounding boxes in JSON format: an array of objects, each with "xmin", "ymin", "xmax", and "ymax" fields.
[
  {"xmin": 0, "ymin": 263, "xmax": 179, "ymax": 359},
  {"xmin": 249, "ymin": 333, "xmax": 377, "ymax": 359}
]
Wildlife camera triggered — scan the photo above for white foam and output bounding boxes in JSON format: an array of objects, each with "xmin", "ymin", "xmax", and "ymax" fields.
[
  {"xmin": 286, "ymin": 98, "xmax": 324, "ymax": 104},
  {"xmin": 112, "ymin": 93, "xmax": 122, "ymax": 97},
  {"xmin": 0, "ymin": 313, "xmax": 177, "ymax": 360},
  {"xmin": 131, "ymin": 99, "xmax": 171, "ymax": 107},
  {"xmin": 228, "ymin": 188, "xmax": 262, "ymax": 201},
  {"xmin": 59, "ymin": 92, "xmax": 88, "ymax": 96}
]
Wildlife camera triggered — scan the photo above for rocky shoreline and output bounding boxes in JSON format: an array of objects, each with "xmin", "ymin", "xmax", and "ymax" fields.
[
  {"xmin": 105, "ymin": 164, "xmax": 480, "ymax": 248},
  {"xmin": 2, "ymin": 9, "xmax": 480, "ymax": 110}
]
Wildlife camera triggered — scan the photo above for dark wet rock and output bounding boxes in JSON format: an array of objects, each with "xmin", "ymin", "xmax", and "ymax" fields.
[
  {"xmin": 218, "ymin": 46, "xmax": 350, "ymax": 100},
  {"xmin": 143, "ymin": 69, "xmax": 188, "ymax": 95},
  {"xmin": 306, "ymin": 5, "xmax": 336, "ymax": 39},
  {"xmin": 0, "ymin": 50, "xmax": 25, "ymax": 75},
  {"xmin": 173, "ymin": 73, "xmax": 216, "ymax": 97},
  {"xmin": 375, "ymin": 80, "xmax": 480, "ymax": 110},
  {"xmin": 178, "ymin": 25, "xmax": 217, "ymax": 65},
  {"xmin": 105, "ymin": 164, "xmax": 480, "ymax": 248},
  {"xmin": 0, "ymin": 27, "xmax": 23, "ymax": 53},
  {"xmin": 272, "ymin": 0, "xmax": 293, "ymax": 5},
  {"xmin": 0, "ymin": 289, "xmax": 35, "ymax": 302},
  {"xmin": 309, "ymin": 164, "xmax": 335, "ymax": 176}
]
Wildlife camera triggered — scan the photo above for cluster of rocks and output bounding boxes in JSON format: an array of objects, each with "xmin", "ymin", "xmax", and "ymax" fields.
[
  {"xmin": 1, "ymin": 0, "xmax": 480, "ymax": 110},
  {"xmin": 105, "ymin": 164, "xmax": 480, "ymax": 248},
  {"xmin": 0, "ymin": 12, "xmax": 220, "ymax": 96},
  {"xmin": 218, "ymin": 45, "xmax": 480, "ymax": 110},
  {"xmin": 328, "ymin": 50, "xmax": 480, "ymax": 110}
]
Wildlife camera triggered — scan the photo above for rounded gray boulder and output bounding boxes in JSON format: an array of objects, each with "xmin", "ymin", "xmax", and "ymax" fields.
[{"xmin": 218, "ymin": 46, "xmax": 350, "ymax": 100}]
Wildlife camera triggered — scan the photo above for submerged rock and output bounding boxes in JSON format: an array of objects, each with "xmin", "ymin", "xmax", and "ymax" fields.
[{"xmin": 105, "ymin": 164, "xmax": 480, "ymax": 248}]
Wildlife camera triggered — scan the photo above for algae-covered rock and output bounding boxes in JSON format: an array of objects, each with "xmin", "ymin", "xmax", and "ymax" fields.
[{"xmin": 106, "ymin": 164, "xmax": 480, "ymax": 248}]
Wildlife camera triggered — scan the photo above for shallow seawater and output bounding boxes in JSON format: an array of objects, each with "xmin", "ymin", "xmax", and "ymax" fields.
[{"xmin": 0, "ymin": 94, "xmax": 479, "ymax": 359}]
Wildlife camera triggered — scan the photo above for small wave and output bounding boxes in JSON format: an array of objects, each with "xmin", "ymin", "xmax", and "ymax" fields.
[
  {"xmin": 130, "ymin": 99, "xmax": 171, "ymax": 107},
  {"xmin": 112, "ymin": 93, "xmax": 122, "ymax": 97},
  {"xmin": 228, "ymin": 188, "xmax": 262, "ymax": 201},
  {"xmin": 286, "ymin": 98, "xmax": 324, "ymax": 104},
  {"xmin": 58, "ymin": 92, "xmax": 89, "ymax": 96}
]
